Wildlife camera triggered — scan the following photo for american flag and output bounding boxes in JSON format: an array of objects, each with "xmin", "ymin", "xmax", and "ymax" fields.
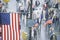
[{"xmin": 0, "ymin": 13, "xmax": 20, "ymax": 40}]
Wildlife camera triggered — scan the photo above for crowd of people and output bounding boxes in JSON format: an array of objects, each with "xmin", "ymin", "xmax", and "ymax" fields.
[
  {"xmin": 0, "ymin": 0, "xmax": 60, "ymax": 40},
  {"xmin": 31, "ymin": 0, "xmax": 60, "ymax": 40}
]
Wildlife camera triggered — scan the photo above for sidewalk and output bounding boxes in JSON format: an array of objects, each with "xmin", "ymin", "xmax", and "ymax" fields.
[{"xmin": 40, "ymin": 20, "xmax": 50, "ymax": 40}]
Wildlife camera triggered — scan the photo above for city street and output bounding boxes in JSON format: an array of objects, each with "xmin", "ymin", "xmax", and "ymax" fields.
[{"xmin": 0, "ymin": 0, "xmax": 60, "ymax": 40}]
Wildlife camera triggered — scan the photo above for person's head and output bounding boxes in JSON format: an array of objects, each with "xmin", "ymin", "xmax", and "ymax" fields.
[{"xmin": 43, "ymin": 3, "xmax": 47, "ymax": 10}]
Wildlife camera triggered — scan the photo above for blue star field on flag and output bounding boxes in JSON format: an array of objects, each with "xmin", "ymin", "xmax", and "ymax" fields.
[{"xmin": 0, "ymin": 13, "xmax": 10, "ymax": 25}]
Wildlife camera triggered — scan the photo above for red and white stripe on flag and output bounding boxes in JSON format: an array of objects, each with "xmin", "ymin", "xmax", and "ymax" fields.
[{"xmin": 2, "ymin": 13, "xmax": 20, "ymax": 40}]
